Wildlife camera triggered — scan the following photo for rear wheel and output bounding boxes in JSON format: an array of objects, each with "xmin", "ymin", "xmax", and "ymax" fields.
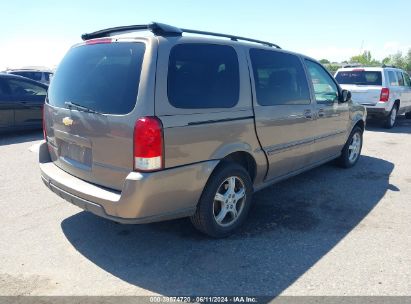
[
  {"xmin": 190, "ymin": 162, "xmax": 253, "ymax": 238},
  {"xmin": 384, "ymin": 105, "xmax": 398, "ymax": 129},
  {"xmin": 337, "ymin": 126, "xmax": 363, "ymax": 168},
  {"xmin": 405, "ymin": 111, "xmax": 411, "ymax": 119}
]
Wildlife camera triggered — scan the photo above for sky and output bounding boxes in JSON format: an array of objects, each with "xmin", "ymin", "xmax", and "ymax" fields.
[{"xmin": 1, "ymin": 0, "xmax": 410, "ymax": 70}]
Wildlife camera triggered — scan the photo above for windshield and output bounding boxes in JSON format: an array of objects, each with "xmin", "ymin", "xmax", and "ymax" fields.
[
  {"xmin": 335, "ymin": 71, "xmax": 382, "ymax": 86},
  {"xmin": 47, "ymin": 42, "xmax": 145, "ymax": 115}
]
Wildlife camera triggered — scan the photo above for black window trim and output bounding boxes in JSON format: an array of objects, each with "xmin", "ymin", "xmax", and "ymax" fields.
[{"xmin": 166, "ymin": 42, "xmax": 241, "ymax": 110}]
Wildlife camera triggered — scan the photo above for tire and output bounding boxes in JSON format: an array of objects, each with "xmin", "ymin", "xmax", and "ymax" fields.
[
  {"xmin": 337, "ymin": 126, "xmax": 363, "ymax": 168},
  {"xmin": 384, "ymin": 104, "xmax": 398, "ymax": 129},
  {"xmin": 405, "ymin": 111, "xmax": 411, "ymax": 119},
  {"xmin": 190, "ymin": 162, "xmax": 253, "ymax": 238}
]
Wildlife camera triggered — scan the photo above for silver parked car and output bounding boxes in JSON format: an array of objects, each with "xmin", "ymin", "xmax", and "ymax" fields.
[
  {"xmin": 335, "ymin": 66, "xmax": 411, "ymax": 128},
  {"xmin": 39, "ymin": 23, "xmax": 366, "ymax": 237}
]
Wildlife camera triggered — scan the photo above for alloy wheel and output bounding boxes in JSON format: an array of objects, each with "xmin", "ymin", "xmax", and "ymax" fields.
[
  {"xmin": 213, "ymin": 176, "xmax": 246, "ymax": 227},
  {"xmin": 348, "ymin": 132, "xmax": 361, "ymax": 163}
]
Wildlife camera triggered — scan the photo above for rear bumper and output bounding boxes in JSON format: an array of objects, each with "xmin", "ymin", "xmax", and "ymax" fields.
[
  {"xmin": 365, "ymin": 106, "xmax": 390, "ymax": 118},
  {"xmin": 39, "ymin": 142, "xmax": 218, "ymax": 224},
  {"xmin": 358, "ymin": 101, "xmax": 393, "ymax": 119}
]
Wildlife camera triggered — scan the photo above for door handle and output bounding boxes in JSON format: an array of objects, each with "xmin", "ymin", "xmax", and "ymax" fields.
[
  {"xmin": 304, "ymin": 109, "xmax": 313, "ymax": 119},
  {"xmin": 318, "ymin": 109, "xmax": 325, "ymax": 117}
]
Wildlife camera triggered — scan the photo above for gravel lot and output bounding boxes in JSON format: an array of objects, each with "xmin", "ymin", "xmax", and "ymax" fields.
[{"xmin": 0, "ymin": 117, "xmax": 410, "ymax": 297}]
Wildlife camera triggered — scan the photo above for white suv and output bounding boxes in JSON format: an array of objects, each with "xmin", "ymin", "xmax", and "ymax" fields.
[{"xmin": 335, "ymin": 66, "xmax": 411, "ymax": 128}]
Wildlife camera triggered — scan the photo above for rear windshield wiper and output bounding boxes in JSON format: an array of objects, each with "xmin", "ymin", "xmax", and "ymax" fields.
[{"xmin": 64, "ymin": 101, "xmax": 102, "ymax": 114}]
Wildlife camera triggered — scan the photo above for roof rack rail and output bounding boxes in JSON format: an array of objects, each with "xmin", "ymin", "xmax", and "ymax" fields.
[
  {"xmin": 381, "ymin": 64, "xmax": 397, "ymax": 68},
  {"xmin": 342, "ymin": 63, "xmax": 363, "ymax": 68},
  {"xmin": 81, "ymin": 22, "xmax": 281, "ymax": 49},
  {"xmin": 179, "ymin": 28, "xmax": 280, "ymax": 48}
]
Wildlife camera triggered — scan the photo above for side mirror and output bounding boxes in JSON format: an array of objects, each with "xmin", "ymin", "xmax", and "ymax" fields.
[{"xmin": 340, "ymin": 89, "xmax": 351, "ymax": 103}]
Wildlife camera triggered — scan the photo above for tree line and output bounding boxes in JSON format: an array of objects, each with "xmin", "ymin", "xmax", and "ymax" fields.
[{"xmin": 319, "ymin": 49, "xmax": 411, "ymax": 74}]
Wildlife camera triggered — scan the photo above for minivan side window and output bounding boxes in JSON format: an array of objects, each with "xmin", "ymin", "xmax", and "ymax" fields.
[
  {"xmin": 305, "ymin": 60, "xmax": 339, "ymax": 104},
  {"xmin": 403, "ymin": 73, "xmax": 411, "ymax": 87},
  {"xmin": 388, "ymin": 71, "xmax": 398, "ymax": 86},
  {"xmin": 249, "ymin": 49, "xmax": 310, "ymax": 106},
  {"xmin": 167, "ymin": 44, "xmax": 239, "ymax": 109}
]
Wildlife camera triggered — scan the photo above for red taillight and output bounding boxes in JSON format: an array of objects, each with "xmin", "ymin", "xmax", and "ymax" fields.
[
  {"xmin": 133, "ymin": 117, "xmax": 164, "ymax": 172},
  {"xmin": 42, "ymin": 105, "xmax": 47, "ymax": 141},
  {"xmin": 85, "ymin": 38, "xmax": 112, "ymax": 45},
  {"xmin": 380, "ymin": 88, "xmax": 390, "ymax": 102}
]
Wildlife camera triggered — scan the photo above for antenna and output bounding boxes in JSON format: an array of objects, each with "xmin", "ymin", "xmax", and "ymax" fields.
[{"xmin": 360, "ymin": 40, "xmax": 364, "ymax": 54}]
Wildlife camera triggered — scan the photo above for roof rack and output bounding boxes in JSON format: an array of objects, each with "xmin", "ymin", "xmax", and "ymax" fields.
[
  {"xmin": 342, "ymin": 63, "xmax": 363, "ymax": 68},
  {"xmin": 179, "ymin": 28, "xmax": 280, "ymax": 48},
  {"xmin": 381, "ymin": 64, "xmax": 397, "ymax": 68},
  {"xmin": 81, "ymin": 22, "xmax": 281, "ymax": 49}
]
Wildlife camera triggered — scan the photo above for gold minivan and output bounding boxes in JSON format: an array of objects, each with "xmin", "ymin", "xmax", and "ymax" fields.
[{"xmin": 39, "ymin": 23, "xmax": 366, "ymax": 237}]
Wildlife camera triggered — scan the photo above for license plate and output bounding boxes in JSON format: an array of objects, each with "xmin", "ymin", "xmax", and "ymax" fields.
[{"xmin": 59, "ymin": 141, "xmax": 92, "ymax": 166}]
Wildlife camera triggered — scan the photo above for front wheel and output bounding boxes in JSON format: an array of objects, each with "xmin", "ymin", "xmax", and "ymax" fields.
[
  {"xmin": 337, "ymin": 126, "xmax": 363, "ymax": 168},
  {"xmin": 190, "ymin": 162, "xmax": 253, "ymax": 238}
]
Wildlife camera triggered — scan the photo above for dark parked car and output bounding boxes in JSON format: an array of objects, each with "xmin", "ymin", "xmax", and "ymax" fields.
[{"xmin": 0, "ymin": 73, "xmax": 48, "ymax": 132}]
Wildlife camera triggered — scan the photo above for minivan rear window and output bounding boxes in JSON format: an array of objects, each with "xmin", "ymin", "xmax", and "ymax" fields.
[
  {"xmin": 335, "ymin": 71, "xmax": 382, "ymax": 86},
  {"xmin": 47, "ymin": 42, "xmax": 145, "ymax": 115},
  {"xmin": 167, "ymin": 44, "xmax": 240, "ymax": 109}
]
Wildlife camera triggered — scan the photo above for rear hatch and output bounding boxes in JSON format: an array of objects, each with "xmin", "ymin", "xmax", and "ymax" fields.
[
  {"xmin": 335, "ymin": 70, "xmax": 383, "ymax": 105},
  {"xmin": 45, "ymin": 40, "xmax": 146, "ymax": 191}
]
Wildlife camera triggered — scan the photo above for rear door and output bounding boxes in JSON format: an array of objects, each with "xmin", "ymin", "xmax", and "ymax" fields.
[
  {"xmin": 45, "ymin": 40, "xmax": 147, "ymax": 191},
  {"xmin": 249, "ymin": 49, "xmax": 317, "ymax": 180},
  {"xmin": 305, "ymin": 60, "xmax": 349, "ymax": 161},
  {"xmin": 335, "ymin": 69, "xmax": 383, "ymax": 105},
  {"xmin": 5, "ymin": 77, "xmax": 47, "ymax": 128},
  {"xmin": 0, "ymin": 78, "xmax": 14, "ymax": 129}
]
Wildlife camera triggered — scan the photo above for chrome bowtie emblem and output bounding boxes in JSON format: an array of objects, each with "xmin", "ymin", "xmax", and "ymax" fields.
[{"xmin": 62, "ymin": 117, "xmax": 73, "ymax": 126}]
